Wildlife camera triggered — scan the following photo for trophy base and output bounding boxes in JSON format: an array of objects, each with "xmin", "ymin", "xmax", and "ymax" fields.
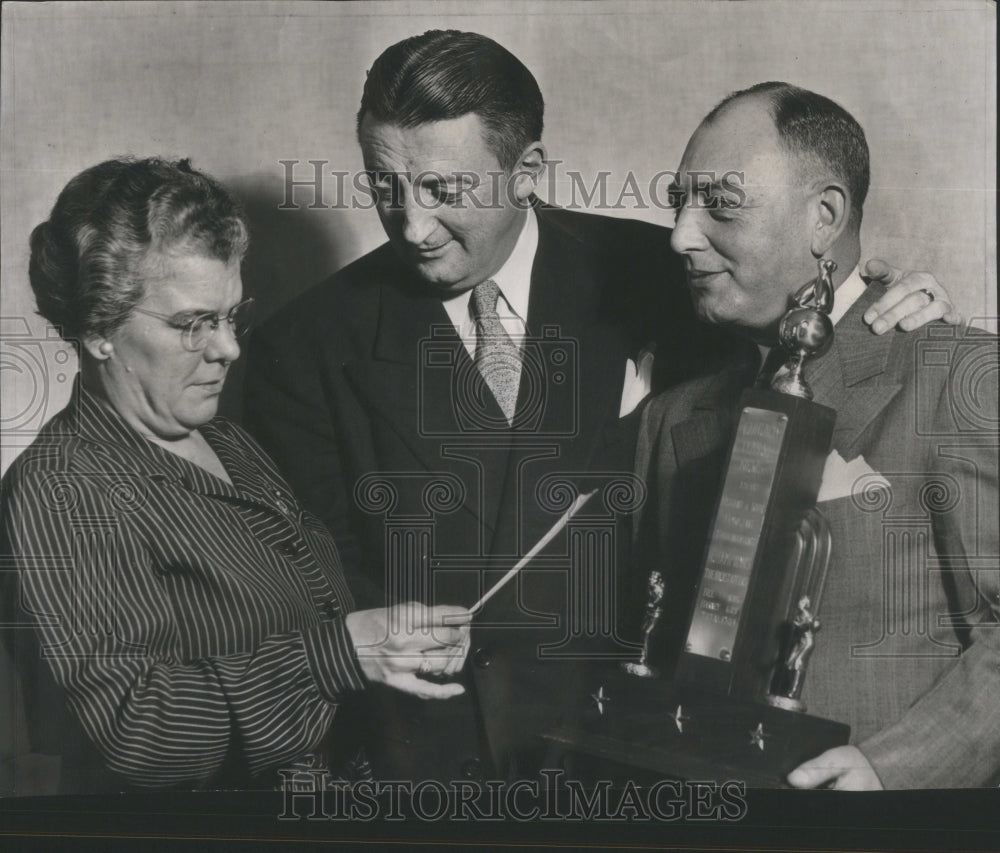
[
  {"xmin": 621, "ymin": 661, "xmax": 658, "ymax": 678},
  {"xmin": 543, "ymin": 664, "xmax": 848, "ymax": 788},
  {"xmin": 765, "ymin": 694, "xmax": 806, "ymax": 712}
]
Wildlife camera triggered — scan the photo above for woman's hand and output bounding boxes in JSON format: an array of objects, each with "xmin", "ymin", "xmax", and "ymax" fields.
[{"xmin": 345, "ymin": 602, "xmax": 472, "ymax": 699}]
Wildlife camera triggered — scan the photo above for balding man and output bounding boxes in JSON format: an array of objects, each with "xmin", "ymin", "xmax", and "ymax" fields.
[{"xmin": 635, "ymin": 82, "xmax": 998, "ymax": 788}]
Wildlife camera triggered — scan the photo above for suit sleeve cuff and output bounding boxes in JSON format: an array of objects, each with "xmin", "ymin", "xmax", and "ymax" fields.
[
  {"xmin": 852, "ymin": 740, "xmax": 893, "ymax": 788},
  {"xmin": 301, "ymin": 618, "xmax": 368, "ymax": 701}
]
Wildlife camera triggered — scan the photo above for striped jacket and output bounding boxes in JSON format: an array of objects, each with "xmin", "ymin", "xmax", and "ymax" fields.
[{"xmin": 1, "ymin": 379, "xmax": 367, "ymax": 792}]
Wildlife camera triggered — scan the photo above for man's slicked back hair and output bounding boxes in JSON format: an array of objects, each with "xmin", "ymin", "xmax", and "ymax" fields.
[
  {"xmin": 357, "ymin": 30, "xmax": 544, "ymax": 171},
  {"xmin": 707, "ymin": 82, "xmax": 870, "ymax": 224}
]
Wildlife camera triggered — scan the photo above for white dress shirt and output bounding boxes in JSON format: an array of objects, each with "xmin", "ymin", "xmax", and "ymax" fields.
[
  {"xmin": 442, "ymin": 208, "xmax": 538, "ymax": 358},
  {"xmin": 827, "ymin": 264, "xmax": 866, "ymax": 327}
]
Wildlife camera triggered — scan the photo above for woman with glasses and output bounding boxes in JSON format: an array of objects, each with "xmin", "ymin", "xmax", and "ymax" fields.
[{"xmin": 1, "ymin": 157, "xmax": 470, "ymax": 794}]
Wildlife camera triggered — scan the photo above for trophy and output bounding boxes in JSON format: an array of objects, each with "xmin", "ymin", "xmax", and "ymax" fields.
[
  {"xmin": 621, "ymin": 570, "xmax": 664, "ymax": 678},
  {"xmin": 676, "ymin": 259, "xmax": 838, "ymax": 699},
  {"xmin": 546, "ymin": 260, "xmax": 849, "ymax": 787}
]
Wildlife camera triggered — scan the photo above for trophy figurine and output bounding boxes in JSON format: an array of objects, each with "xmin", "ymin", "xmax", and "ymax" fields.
[
  {"xmin": 622, "ymin": 570, "xmax": 664, "ymax": 678},
  {"xmin": 771, "ymin": 259, "xmax": 837, "ymax": 399},
  {"xmin": 767, "ymin": 595, "xmax": 822, "ymax": 712}
]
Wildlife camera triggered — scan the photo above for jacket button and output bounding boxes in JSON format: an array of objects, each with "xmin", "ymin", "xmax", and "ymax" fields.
[
  {"xmin": 473, "ymin": 647, "xmax": 492, "ymax": 669},
  {"xmin": 460, "ymin": 758, "xmax": 483, "ymax": 781}
]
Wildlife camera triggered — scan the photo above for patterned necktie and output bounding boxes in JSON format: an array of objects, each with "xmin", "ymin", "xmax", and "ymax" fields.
[{"xmin": 470, "ymin": 279, "xmax": 521, "ymax": 424}]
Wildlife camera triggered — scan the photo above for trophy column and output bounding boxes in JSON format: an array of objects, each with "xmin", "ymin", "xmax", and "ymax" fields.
[{"xmin": 675, "ymin": 259, "xmax": 839, "ymax": 704}]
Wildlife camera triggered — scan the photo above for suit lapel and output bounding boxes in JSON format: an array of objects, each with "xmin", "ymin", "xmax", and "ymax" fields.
[
  {"xmin": 809, "ymin": 285, "xmax": 902, "ymax": 455},
  {"xmin": 485, "ymin": 208, "xmax": 640, "ymax": 555},
  {"xmin": 524, "ymin": 208, "xmax": 634, "ymax": 469},
  {"xmin": 71, "ymin": 381, "xmax": 298, "ymax": 519},
  {"xmin": 341, "ymin": 257, "xmax": 510, "ymax": 535},
  {"xmin": 344, "ymin": 270, "xmax": 461, "ymax": 443},
  {"xmin": 665, "ymin": 285, "xmax": 902, "ymax": 467},
  {"xmin": 670, "ymin": 349, "xmax": 759, "ymax": 469}
]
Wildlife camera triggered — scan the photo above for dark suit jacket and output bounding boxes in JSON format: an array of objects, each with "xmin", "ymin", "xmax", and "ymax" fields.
[
  {"xmin": 244, "ymin": 205, "xmax": 734, "ymax": 781},
  {"xmin": 634, "ymin": 286, "xmax": 1000, "ymax": 788}
]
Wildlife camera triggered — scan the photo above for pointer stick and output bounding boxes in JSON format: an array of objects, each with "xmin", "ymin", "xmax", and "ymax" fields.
[{"xmin": 469, "ymin": 489, "xmax": 598, "ymax": 615}]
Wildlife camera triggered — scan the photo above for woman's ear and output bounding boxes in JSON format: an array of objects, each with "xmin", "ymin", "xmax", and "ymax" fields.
[{"xmin": 84, "ymin": 336, "xmax": 114, "ymax": 361}]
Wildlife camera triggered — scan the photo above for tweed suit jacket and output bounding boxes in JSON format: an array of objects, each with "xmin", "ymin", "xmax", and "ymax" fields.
[{"xmin": 634, "ymin": 286, "xmax": 1000, "ymax": 788}]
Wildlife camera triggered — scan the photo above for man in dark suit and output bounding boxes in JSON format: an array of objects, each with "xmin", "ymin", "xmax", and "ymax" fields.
[
  {"xmin": 634, "ymin": 82, "xmax": 998, "ymax": 788},
  {"xmin": 244, "ymin": 32, "xmax": 959, "ymax": 783}
]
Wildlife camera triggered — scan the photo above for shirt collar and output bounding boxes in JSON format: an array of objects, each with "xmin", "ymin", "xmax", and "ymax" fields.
[
  {"xmin": 441, "ymin": 207, "xmax": 538, "ymax": 329},
  {"xmin": 70, "ymin": 375, "xmax": 171, "ymax": 464},
  {"xmin": 829, "ymin": 264, "xmax": 866, "ymax": 327},
  {"xmin": 488, "ymin": 206, "xmax": 537, "ymax": 322},
  {"xmin": 60, "ymin": 375, "xmax": 235, "ymax": 492}
]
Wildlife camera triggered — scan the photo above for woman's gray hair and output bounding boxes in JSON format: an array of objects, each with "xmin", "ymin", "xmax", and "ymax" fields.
[{"xmin": 29, "ymin": 157, "xmax": 249, "ymax": 341}]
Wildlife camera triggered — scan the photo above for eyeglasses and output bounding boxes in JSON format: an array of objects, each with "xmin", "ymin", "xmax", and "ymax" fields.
[{"xmin": 133, "ymin": 297, "xmax": 256, "ymax": 352}]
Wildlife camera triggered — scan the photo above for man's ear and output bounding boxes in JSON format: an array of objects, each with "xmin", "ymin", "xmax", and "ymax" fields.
[
  {"xmin": 810, "ymin": 181, "xmax": 850, "ymax": 257},
  {"xmin": 509, "ymin": 140, "xmax": 547, "ymax": 205}
]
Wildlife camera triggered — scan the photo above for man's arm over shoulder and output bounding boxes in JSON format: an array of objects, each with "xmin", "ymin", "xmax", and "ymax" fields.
[{"xmin": 536, "ymin": 205, "xmax": 736, "ymax": 386}]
